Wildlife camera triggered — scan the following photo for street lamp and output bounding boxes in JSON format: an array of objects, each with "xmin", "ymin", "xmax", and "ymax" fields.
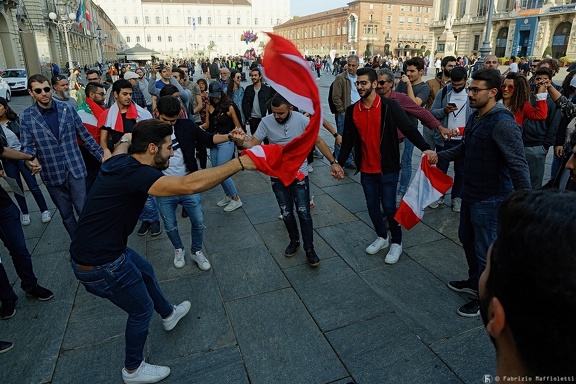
[
  {"xmin": 96, "ymin": 26, "xmax": 106, "ymax": 63},
  {"xmin": 49, "ymin": 11, "xmax": 76, "ymax": 72},
  {"xmin": 477, "ymin": 0, "xmax": 495, "ymax": 67}
]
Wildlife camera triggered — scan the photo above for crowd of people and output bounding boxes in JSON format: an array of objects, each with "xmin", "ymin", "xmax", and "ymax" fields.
[{"xmin": 0, "ymin": 49, "xmax": 575, "ymax": 383}]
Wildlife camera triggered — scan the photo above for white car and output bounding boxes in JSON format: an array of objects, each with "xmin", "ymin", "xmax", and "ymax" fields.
[
  {"xmin": 1, "ymin": 68, "xmax": 27, "ymax": 94},
  {"xmin": 0, "ymin": 77, "xmax": 10, "ymax": 101}
]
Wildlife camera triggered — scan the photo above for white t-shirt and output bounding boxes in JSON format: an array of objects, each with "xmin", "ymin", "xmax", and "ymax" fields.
[
  {"xmin": 447, "ymin": 88, "xmax": 468, "ymax": 140},
  {"xmin": 162, "ymin": 131, "xmax": 186, "ymax": 176},
  {"xmin": 509, "ymin": 62, "xmax": 519, "ymax": 73}
]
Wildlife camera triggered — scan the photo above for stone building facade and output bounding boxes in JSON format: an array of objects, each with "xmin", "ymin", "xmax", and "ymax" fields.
[
  {"xmin": 93, "ymin": 0, "xmax": 291, "ymax": 57},
  {"xmin": 430, "ymin": 0, "xmax": 576, "ymax": 60},
  {"xmin": 0, "ymin": 0, "xmax": 125, "ymax": 76},
  {"xmin": 273, "ymin": 0, "xmax": 434, "ymax": 58}
]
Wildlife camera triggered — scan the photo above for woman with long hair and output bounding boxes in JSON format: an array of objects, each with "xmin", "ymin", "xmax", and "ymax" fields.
[
  {"xmin": 195, "ymin": 78, "xmax": 210, "ymax": 169},
  {"xmin": 561, "ymin": 69, "xmax": 576, "ymax": 98},
  {"xmin": 226, "ymin": 70, "xmax": 245, "ymax": 125},
  {"xmin": 0, "ymin": 97, "xmax": 51, "ymax": 225},
  {"xmin": 500, "ymin": 72, "xmax": 547, "ymax": 125},
  {"xmin": 200, "ymin": 82, "xmax": 243, "ymax": 212}
]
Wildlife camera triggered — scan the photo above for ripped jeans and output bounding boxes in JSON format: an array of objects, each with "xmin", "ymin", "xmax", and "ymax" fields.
[{"xmin": 271, "ymin": 176, "xmax": 314, "ymax": 251}]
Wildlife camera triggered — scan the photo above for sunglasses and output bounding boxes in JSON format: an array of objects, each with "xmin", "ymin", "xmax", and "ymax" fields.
[
  {"xmin": 32, "ymin": 87, "xmax": 52, "ymax": 94},
  {"xmin": 500, "ymin": 85, "xmax": 515, "ymax": 91},
  {"xmin": 377, "ymin": 80, "xmax": 391, "ymax": 85}
]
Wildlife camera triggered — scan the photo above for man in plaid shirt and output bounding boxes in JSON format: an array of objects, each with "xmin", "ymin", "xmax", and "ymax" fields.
[{"xmin": 20, "ymin": 74, "xmax": 103, "ymax": 238}]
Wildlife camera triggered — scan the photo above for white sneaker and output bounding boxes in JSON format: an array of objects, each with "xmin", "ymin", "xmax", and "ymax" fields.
[
  {"xmin": 41, "ymin": 210, "xmax": 51, "ymax": 223},
  {"xmin": 216, "ymin": 196, "xmax": 231, "ymax": 207},
  {"xmin": 308, "ymin": 165, "xmax": 314, "ymax": 173},
  {"xmin": 173, "ymin": 248, "xmax": 185, "ymax": 269},
  {"xmin": 428, "ymin": 196, "xmax": 444, "ymax": 209},
  {"xmin": 122, "ymin": 361, "xmax": 171, "ymax": 384},
  {"xmin": 192, "ymin": 250, "xmax": 211, "ymax": 271},
  {"xmin": 21, "ymin": 214, "xmax": 30, "ymax": 226},
  {"xmin": 366, "ymin": 237, "xmax": 389, "ymax": 255},
  {"xmin": 162, "ymin": 301, "xmax": 191, "ymax": 331},
  {"xmin": 385, "ymin": 243, "xmax": 403, "ymax": 264},
  {"xmin": 452, "ymin": 197, "xmax": 462, "ymax": 213},
  {"xmin": 223, "ymin": 198, "xmax": 242, "ymax": 212}
]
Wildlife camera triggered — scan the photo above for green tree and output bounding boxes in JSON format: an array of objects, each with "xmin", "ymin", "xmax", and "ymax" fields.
[{"xmin": 543, "ymin": 45, "xmax": 552, "ymax": 58}]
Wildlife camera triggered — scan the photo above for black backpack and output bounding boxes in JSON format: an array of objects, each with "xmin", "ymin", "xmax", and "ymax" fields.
[{"xmin": 328, "ymin": 81, "xmax": 338, "ymax": 114}]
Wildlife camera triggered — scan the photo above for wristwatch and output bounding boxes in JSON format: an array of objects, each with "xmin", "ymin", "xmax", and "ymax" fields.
[
  {"xmin": 329, "ymin": 160, "xmax": 337, "ymax": 165},
  {"xmin": 333, "ymin": 132, "xmax": 339, "ymax": 138},
  {"xmin": 120, "ymin": 138, "xmax": 131, "ymax": 145},
  {"xmin": 28, "ymin": 154, "xmax": 36, "ymax": 162}
]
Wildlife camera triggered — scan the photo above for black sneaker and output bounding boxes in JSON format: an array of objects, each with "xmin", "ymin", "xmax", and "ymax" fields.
[
  {"xmin": 0, "ymin": 340, "xmax": 13, "ymax": 353},
  {"xmin": 26, "ymin": 284, "xmax": 54, "ymax": 301},
  {"xmin": 284, "ymin": 240, "xmax": 300, "ymax": 257},
  {"xmin": 447, "ymin": 280, "xmax": 478, "ymax": 295},
  {"xmin": 306, "ymin": 249, "xmax": 320, "ymax": 267},
  {"xmin": 0, "ymin": 301, "xmax": 16, "ymax": 320},
  {"xmin": 182, "ymin": 208, "xmax": 189, "ymax": 218},
  {"xmin": 150, "ymin": 221, "xmax": 162, "ymax": 237},
  {"xmin": 137, "ymin": 221, "xmax": 151, "ymax": 236},
  {"xmin": 457, "ymin": 298, "xmax": 480, "ymax": 318}
]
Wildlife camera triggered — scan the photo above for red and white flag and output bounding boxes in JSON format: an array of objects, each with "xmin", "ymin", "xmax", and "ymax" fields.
[
  {"xmin": 242, "ymin": 33, "xmax": 322, "ymax": 186},
  {"xmin": 394, "ymin": 155, "xmax": 453, "ymax": 230}
]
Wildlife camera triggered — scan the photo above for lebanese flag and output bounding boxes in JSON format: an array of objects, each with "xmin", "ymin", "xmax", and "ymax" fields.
[
  {"xmin": 242, "ymin": 33, "xmax": 322, "ymax": 187},
  {"xmin": 394, "ymin": 154, "xmax": 453, "ymax": 230}
]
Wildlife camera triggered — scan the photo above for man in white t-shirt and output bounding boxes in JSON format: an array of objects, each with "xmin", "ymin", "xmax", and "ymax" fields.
[
  {"xmin": 430, "ymin": 67, "xmax": 474, "ymax": 213},
  {"xmin": 233, "ymin": 94, "xmax": 344, "ymax": 267},
  {"xmin": 503, "ymin": 56, "xmax": 518, "ymax": 76}
]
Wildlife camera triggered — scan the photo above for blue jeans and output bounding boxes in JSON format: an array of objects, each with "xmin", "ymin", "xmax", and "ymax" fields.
[
  {"xmin": 458, "ymin": 198, "xmax": 502, "ymax": 289},
  {"xmin": 156, "ymin": 194, "xmax": 204, "ymax": 252},
  {"xmin": 335, "ymin": 113, "xmax": 354, "ymax": 165},
  {"xmin": 45, "ymin": 172, "xmax": 86, "ymax": 238},
  {"xmin": 398, "ymin": 138, "xmax": 414, "ymax": 195},
  {"xmin": 210, "ymin": 141, "xmax": 238, "ymax": 197},
  {"xmin": 436, "ymin": 140, "xmax": 464, "ymax": 199},
  {"xmin": 70, "ymin": 248, "xmax": 173, "ymax": 370},
  {"xmin": 138, "ymin": 195, "xmax": 159, "ymax": 223},
  {"xmin": 272, "ymin": 176, "xmax": 314, "ymax": 251},
  {"xmin": 2, "ymin": 159, "xmax": 48, "ymax": 214},
  {"xmin": 360, "ymin": 172, "xmax": 402, "ymax": 244},
  {"xmin": 0, "ymin": 202, "xmax": 37, "ymax": 301}
]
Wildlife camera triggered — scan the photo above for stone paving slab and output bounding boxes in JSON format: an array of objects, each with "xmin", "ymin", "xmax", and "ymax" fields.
[
  {"xmin": 326, "ymin": 314, "xmax": 461, "ymax": 383},
  {"xmin": 322, "ymin": 183, "xmax": 369, "ymax": 214},
  {"xmin": 284, "ymin": 256, "xmax": 388, "ymax": 332},
  {"xmin": 226, "ymin": 288, "xmax": 348, "ymax": 384}
]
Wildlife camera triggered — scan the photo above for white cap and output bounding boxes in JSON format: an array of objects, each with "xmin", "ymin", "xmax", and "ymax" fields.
[{"xmin": 123, "ymin": 71, "xmax": 139, "ymax": 80}]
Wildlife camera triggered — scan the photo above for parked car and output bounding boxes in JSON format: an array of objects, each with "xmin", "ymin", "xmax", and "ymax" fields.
[
  {"xmin": 1, "ymin": 68, "xmax": 27, "ymax": 94},
  {"xmin": 0, "ymin": 77, "xmax": 10, "ymax": 101}
]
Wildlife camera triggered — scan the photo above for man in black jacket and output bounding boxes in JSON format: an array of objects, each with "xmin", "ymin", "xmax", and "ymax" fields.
[
  {"xmin": 339, "ymin": 67, "xmax": 437, "ymax": 265},
  {"xmin": 154, "ymin": 96, "xmax": 232, "ymax": 271},
  {"xmin": 242, "ymin": 67, "xmax": 276, "ymax": 135}
]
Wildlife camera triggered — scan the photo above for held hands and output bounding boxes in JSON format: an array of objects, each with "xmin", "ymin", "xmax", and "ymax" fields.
[
  {"xmin": 423, "ymin": 150, "xmax": 438, "ymax": 165},
  {"xmin": 330, "ymin": 163, "xmax": 345, "ymax": 180},
  {"xmin": 537, "ymin": 79, "xmax": 551, "ymax": 94},
  {"xmin": 230, "ymin": 127, "xmax": 249, "ymax": 144},
  {"xmin": 25, "ymin": 158, "xmax": 42, "ymax": 175}
]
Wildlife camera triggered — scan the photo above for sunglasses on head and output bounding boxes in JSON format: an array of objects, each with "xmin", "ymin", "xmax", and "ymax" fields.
[{"xmin": 32, "ymin": 87, "xmax": 52, "ymax": 94}]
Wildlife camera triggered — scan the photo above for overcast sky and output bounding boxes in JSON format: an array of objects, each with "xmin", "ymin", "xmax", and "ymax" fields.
[{"xmin": 290, "ymin": 0, "xmax": 350, "ymax": 17}]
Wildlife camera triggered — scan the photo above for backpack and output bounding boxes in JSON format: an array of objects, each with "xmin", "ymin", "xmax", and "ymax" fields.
[{"xmin": 328, "ymin": 81, "xmax": 337, "ymax": 114}]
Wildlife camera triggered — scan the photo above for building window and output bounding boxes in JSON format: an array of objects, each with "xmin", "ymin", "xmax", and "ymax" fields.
[
  {"xmin": 227, "ymin": 34, "xmax": 232, "ymax": 42},
  {"xmin": 277, "ymin": 18, "xmax": 281, "ymax": 25},
  {"xmin": 188, "ymin": 17, "xmax": 192, "ymax": 25},
  {"xmin": 237, "ymin": 17, "xmax": 241, "ymax": 25},
  {"xmin": 387, "ymin": 16, "xmax": 392, "ymax": 24},
  {"xmin": 406, "ymin": 33, "xmax": 410, "ymax": 40},
  {"xmin": 134, "ymin": 17, "xmax": 138, "ymax": 24},
  {"xmin": 398, "ymin": 33, "xmax": 403, "ymax": 40},
  {"xmin": 155, "ymin": 16, "xmax": 160, "ymax": 25},
  {"xmin": 521, "ymin": 0, "xmax": 544, "ymax": 9},
  {"xmin": 158, "ymin": 36, "xmax": 162, "ymax": 42},
  {"xmin": 145, "ymin": 16, "xmax": 150, "ymax": 24},
  {"xmin": 126, "ymin": 36, "xmax": 131, "ymax": 42},
  {"xmin": 168, "ymin": 36, "xmax": 172, "ymax": 42},
  {"xmin": 408, "ymin": 17, "xmax": 413, "ymax": 23},
  {"xmin": 388, "ymin": 4, "xmax": 392, "ymax": 9},
  {"xmin": 166, "ymin": 17, "xmax": 169, "ymax": 25},
  {"xmin": 198, "ymin": 16, "xmax": 202, "ymax": 25},
  {"xmin": 136, "ymin": 36, "xmax": 140, "ymax": 43},
  {"xmin": 399, "ymin": 16, "xmax": 404, "ymax": 23},
  {"xmin": 227, "ymin": 17, "xmax": 231, "ymax": 25},
  {"xmin": 363, "ymin": 24, "xmax": 377, "ymax": 35},
  {"xmin": 417, "ymin": 6, "xmax": 421, "ymax": 11},
  {"xmin": 473, "ymin": 35, "xmax": 480, "ymax": 50},
  {"xmin": 416, "ymin": 17, "xmax": 420, "ymax": 24},
  {"xmin": 409, "ymin": 6, "xmax": 413, "ymax": 11},
  {"xmin": 400, "ymin": 5, "xmax": 405, "ymax": 11},
  {"xmin": 424, "ymin": 18, "xmax": 428, "ymax": 25},
  {"xmin": 124, "ymin": 16, "xmax": 128, "ymax": 24},
  {"xmin": 369, "ymin": 14, "xmax": 373, "ymax": 21},
  {"xmin": 477, "ymin": 0, "xmax": 488, "ymax": 16},
  {"xmin": 147, "ymin": 34, "xmax": 151, "ymax": 43},
  {"xmin": 254, "ymin": 18, "xmax": 258, "ymax": 25},
  {"xmin": 457, "ymin": 0, "xmax": 466, "ymax": 18},
  {"xmin": 415, "ymin": 34, "xmax": 419, "ymax": 40},
  {"xmin": 208, "ymin": 17, "xmax": 211, "ymax": 25}
]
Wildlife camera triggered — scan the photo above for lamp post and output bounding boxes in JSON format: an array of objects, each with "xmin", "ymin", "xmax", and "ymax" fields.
[
  {"xmin": 477, "ymin": 0, "xmax": 495, "ymax": 67},
  {"xmin": 96, "ymin": 26, "xmax": 105, "ymax": 63},
  {"xmin": 49, "ymin": 11, "xmax": 76, "ymax": 72}
]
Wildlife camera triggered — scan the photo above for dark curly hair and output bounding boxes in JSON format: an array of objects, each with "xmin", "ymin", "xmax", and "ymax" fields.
[{"xmin": 503, "ymin": 72, "xmax": 530, "ymax": 115}]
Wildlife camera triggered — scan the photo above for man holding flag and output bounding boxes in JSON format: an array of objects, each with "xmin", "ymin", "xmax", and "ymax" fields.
[
  {"xmin": 232, "ymin": 94, "xmax": 343, "ymax": 267},
  {"xmin": 338, "ymin": 67, "xmax": 437, "ymax": 264}
]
